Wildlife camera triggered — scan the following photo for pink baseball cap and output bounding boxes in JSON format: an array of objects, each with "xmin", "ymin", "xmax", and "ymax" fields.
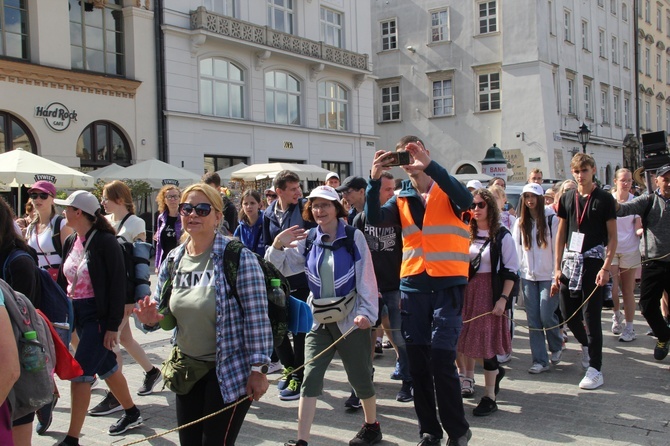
[{"xmin": 28, "ymin": 180, "xmax": 56, "ymax": 197}]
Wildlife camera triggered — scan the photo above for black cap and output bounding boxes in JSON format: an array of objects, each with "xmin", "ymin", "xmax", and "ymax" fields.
[
  {"xmin": 656, "ymin": 164, "xmax": 670, "ymax": 177},
  {"xmin": 335, "ymin": 176, "xmax": 367, "ymax": 192}
]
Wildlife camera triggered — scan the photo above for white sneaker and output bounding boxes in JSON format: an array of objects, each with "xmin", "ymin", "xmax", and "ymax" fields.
[
  {"xmin": 497, "ymin": 352, "xmax": 512, "ymax": 364},
  {"xmin": 579, "ymin": 367, "xmax": 604, "ymax": 389},
  {"xmin": 550, "ymin": 350, "xmax": 562, "ymax": 365},
  {"xmin": 581, "ymin": 345, "xmax": 590, "ymax": 369},
  {"xmin": 611, "ymin": 313, "xmax": 624, "ymax": 335},
  {"xmin": 267, "ymin": 362, "xmax": 283, "ymax": 374},
  {"xmin": 619, "ymin": 326, "xmax": 637, "ymax": 342},
  {"xmin": 528, "ymin": 363, "xmax": 550, "ymax": 374}
]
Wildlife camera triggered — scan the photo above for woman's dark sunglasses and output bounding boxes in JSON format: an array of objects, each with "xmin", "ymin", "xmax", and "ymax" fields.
[
  {"xmin": 178, "ymin": 203, "xmax": 212, "ymax": 217},
  {"xmin": 470, "ymin": 202, "xmax": 487, "ymax": 210},
  {"xmin": 29, "ymin": 192, "xmax": 50, "ymax": 200},
  {"xmin": 265, "ymin": 193, "xmax": 277, "ymax": 198}
]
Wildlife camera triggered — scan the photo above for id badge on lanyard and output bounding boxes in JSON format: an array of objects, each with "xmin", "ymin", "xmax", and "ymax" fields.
[{"xmin": 569, "ymin": 191, "xmax": 591, "ymax": 252}]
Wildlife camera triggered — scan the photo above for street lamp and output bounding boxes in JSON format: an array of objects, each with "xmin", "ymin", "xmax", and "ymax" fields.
[{"xmin": 577, "ymin": 123, "xmax": 591, "ymax": 153}]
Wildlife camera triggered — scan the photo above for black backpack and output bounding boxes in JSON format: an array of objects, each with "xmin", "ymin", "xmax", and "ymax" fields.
[
  {"xmin": 303, "ymin": 225, "xmax": 357, "ymax": 259},
  {"xmin": 222, "ymin": 239, "xmax": 291, "ymax": 347},
  {"xmin": 116, "ymin": 214, "xmax": 152, "ymax": 304}
]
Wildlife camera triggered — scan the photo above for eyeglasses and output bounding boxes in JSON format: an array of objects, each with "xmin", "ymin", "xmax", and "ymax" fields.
[
  {"xmin": 265, "ymin": 194, "xmax": 277, "ymax": 198},
  {"xmin": 29, "ymin": 192, "xmax": 50, "ymax": 200},
  {"xmin": 165, "ymin": 194, "xmax": 180, "ymax": 200},
  {"xmin": 340, "ymin": 189, "xmax": 354, "ymax": 196},
  {"xmin": 311, "ymin": 203, "xmax": 333, "ymax": 211},
  {"xmin": 178, "ymin": 203, "xmax": 213, "ymax": 217},
  {"xmin": 470, "ymin": 202, "xmax": 487, "ymax": 210}
]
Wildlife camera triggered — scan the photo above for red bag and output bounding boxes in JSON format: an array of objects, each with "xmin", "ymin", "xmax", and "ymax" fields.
[
  {"xmin": 36, "ymin": 310, "xmax": 83, "ymax": 380},
  {"xmin": 45, "ymin": 267, "xmax": 59, "ymax": 282}
]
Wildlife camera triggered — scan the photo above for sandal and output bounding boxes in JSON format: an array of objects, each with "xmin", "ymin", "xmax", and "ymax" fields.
[{"xmin": 461, "ymin": 377, "xmax": 475, "ymax": 398}]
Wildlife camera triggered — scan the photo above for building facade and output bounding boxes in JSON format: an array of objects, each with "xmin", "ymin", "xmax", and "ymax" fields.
[
  {"xmin": 370, "ymin": 0, "xmax": 637, "ymax": 184},
  {"xmin": 0, "ymin": 0, "xmax": 158, "ymax": 173},
  {"xmin": 161, "ymin": 0, "xmax": 376, "ymax": 181}
]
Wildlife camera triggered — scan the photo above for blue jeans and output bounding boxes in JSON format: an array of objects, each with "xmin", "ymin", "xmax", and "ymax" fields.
[
  {"xmin": 523, "ymin": 279, "xmax": 562, "ymax": 367},
  {"xmin": 382, "ymin": 289, "xmax": 410, "ymax": 381}
]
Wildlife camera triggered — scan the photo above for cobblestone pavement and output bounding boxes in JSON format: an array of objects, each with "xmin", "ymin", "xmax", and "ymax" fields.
[{"xmin": 34, "ymin": 296, "xmax": 670, "ymax": 446}]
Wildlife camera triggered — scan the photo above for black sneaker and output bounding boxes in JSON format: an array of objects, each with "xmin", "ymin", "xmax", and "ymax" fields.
[
  {"xmin": 494, "ymin": 366, "xmax": 505, "ymax": 396},
  {"xmin": 35, "ymin": 394, "xmax": 58, "ymax": 435},
  {"xmin": 374, "ymin": 340, "xmax": 383, "ymax": 354},
  {"xmin": 89, "ymin": 391, "xmax": 123, "ymax": 416},
  {"xmin": 137, "ymin": 367, "xmax": 162, "ymax": 396},
  {"xmin": 396, "ymin": 381, "xmax": 413, "ymax": 402},
  {"xmin": 654, "ymin": 340, "xmax": 670, "ymax": 360},
  {"xmin": 344, "ymin": 390, "xmax": 362, "ymax": 410},
  {"xmin": 446, "ymin": 429, "xmax": 472, "ymax": 446},
  {"xmin": 417, "ymin": 433, "xmax": 441, "ymax": 446},
  {"xmin": 349, "ymin": 423, "xmax": 382, "ymax": 445},
  {"xmin": 108, "ymin": 410, "xmax": 143, "ymax": 436},
  {"xmin": 473, "ymin": 396, "xmax": 498, "ymax": 416}
]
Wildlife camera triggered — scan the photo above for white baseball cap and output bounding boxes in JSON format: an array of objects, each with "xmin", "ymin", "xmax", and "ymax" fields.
[
  {"xmin": 54, "ymin": 190, "xmax": 102, "ymax": 217},
  {"xmin": 466, "ymin": 180, "xmax": 483, "ymax": 190},
  {"xmin": 522, "ymin": 183, "xmax": 545, "ymax": 196},
  {"xmin": 325, "ymin": 172, "xmax": 340, "ymax": 181},
  {"xmin": 307, "ymin": 185, "xmax": 339, "ymax": 201}
]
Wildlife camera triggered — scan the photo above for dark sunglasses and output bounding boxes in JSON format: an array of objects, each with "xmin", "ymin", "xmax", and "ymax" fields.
[
  {"xmin": 29, "ymin": 192, "xmax": 50, "ymax": 200},
  {"xmin": 265, "ymin": 193, "xmax": 277, "ymax": 198},
  {"xmin": 470, "ymin": 202, "xmax": 487, "ymax": 210},
  {"xmin": 178, "ymin": 203, "xmax": 212, "ymax": 217}
]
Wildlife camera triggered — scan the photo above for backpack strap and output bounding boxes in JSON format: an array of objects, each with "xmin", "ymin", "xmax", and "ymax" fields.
[
  {"xmin": 303, "ymin": 225, "xmax": 356, "ymax": 258},
  {"xmin": 641, "ymin": 194, "xmax": 655, "ymax": 258},
  {"xmin": 547, "ymin": 214, "xmax": 554, "ymax": 240},
  {"xmin": 2, "ymin": 249, "xmax": 33, "ymax": 283},
  {"xmin": 51, "ymin": 215, "xmax": 64, "ymax": 258},
  {"xmin": 222, "ymin": 239, "xmax": 245, "ymax": 308}
]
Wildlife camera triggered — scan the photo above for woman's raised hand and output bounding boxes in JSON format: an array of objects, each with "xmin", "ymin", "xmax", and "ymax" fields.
[{"xmin": 134, "ymin": 295, "xmax": 163, "ymax": 326}]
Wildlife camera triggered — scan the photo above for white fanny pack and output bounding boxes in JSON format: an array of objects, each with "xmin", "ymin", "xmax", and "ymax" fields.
[{"xmin": 311, "ymin": 289, "xmax": 357, "ymax": 324}]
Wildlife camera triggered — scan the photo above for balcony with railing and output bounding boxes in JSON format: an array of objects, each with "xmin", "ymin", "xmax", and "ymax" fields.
[{"xmin": 190, "ymin": 7, "xmax": 370, "ymax": 73}]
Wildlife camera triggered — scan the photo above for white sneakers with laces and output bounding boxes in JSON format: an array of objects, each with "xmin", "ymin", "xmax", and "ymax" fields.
[
  {"xmin": 581, "ymin": 345, "xmax": 590, "ymax": 369},
  {"xmin": 528, "ymin": 363, "xmax": 550, "ymax": 374},
  {"xmin": 611, "ymin": 313, "xmax": 624, "ymax": 335},
  {"xmin": 619, "ymin": 326, "xmax": 636, "ymax": 342},
  {"xmin": 579, "ymin": 367, "xmax": 604, "ymax": 390}
]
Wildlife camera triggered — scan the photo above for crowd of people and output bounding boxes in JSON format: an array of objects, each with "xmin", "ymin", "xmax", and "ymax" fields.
[{"xmin": 1, "ymin": 138, "xmax": 669, "ymax": 446}]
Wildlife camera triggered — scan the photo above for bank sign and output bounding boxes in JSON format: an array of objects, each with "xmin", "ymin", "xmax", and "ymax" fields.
[{"xmin": 35, "ymin": 102, "xmax": 78, "ymax": 132}]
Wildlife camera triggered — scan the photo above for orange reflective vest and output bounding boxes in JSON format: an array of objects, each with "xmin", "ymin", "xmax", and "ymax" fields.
[{"xmin": 397, "ymin": 185, "xmax": 470, "ymax": 278}]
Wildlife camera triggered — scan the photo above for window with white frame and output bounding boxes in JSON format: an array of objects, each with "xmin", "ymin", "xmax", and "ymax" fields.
[
  {"xmin": 598, "ymin": 0, "xmax": 604, "ymax": 7},
  {"xmin": 622, "ymin": 2, "xmax": 628, "ymax": 21},
  {"xmin": 658, "ymin": 54, "xmax": 663, "ymax": 80},
  {"xmin": 379, "ymin": 83, "xmax": 401, "ymax": 122},
  {"xmin": 1, "ymin": 0, "xmax": 29, "ymax": 59},
  {"xmin": 70, "ymin": 0, "xmax": 124, "ymax": 75},
  {"xmin": 657, "ymin": 104, "xmax": 663, "ymax": 130},
  {"xmin": 638, "ymin": 42, "xmax": 642, "ymax": 71},
  {"xmin": 564, "ymin": 9, "xmax": 573, "ymax": 42},
  {"xmin": 637, "ymin": 0, "xmax": 643, "ymax": 17},
  {"xmin": 581, "ymin": 20, "xmax": 589, "ymax": 50},
  {"xmin": 320, "ymin": 7, "xmax": 343, "ymax": 48},
  {"xmin": 204, "ymin": 0, "xmax": 236, "ymax": 16},
  {"xmin": 599, "ymin": 28, "xmax": 606, "ymax": 58},
  {"xmin": 645, "ymin": 47, "xmax": 651, "ymax": 75},
  {"xmin": 667, "ymin": 59, "xmax": 670, "ymax": 84},
  {"xmin": 624, "ymin": 95, "xmax": 631, "ymax": 128},
  {"xmin": 658, "ymin": 6, "xmax": 663, "ymax": 31},
  {"xmin": 611, "ymin": 36, "xmax": 618, "ymax": 63},
  {"xmin": 601, "ymin": 88, "xmax": 609, "ymax": 124},
  {"xmin": 548, "ymin": 1, "xmax": 554, "ymax": 35},
  {"xmin": 380, "ymin": 19, "xmax": 397, "ymax": 51},
  {"xmin": 318, "ymin": 81, "xmax": 348, "ymax": 130},
  {"xmin": 611, "ymin": 0, "xmax": 617, "ymax": 15},
  {"xmin": 199, "ymin": 58, "xmax": 245, "ymax": 118},
  {"xmin": 584, "ymin": 81, "xmax": 592, "ymax": 119},
  {"xmin": 478, "ymin": 71, "xmax": 501, "ymax": 111},
  {"xmin": 645, "ymin": 0, "xmax": 650, "ymax": 23},
  {"xmin": 431, "ymin": 8, "xmax": 450, "ymax": 42},
  {"xmin": 666, "ymin": 108, "xmax": 670, "ymax": 132},
  {"xmin": 478, "ymin": 1, "xmax": 498, "ymax": 34},
  {"xmin": 430, "ymin": 76, "xmax": 454, "ymax": 116},
  {"xmin": 645, "ymin": 101, "xmax": 651, "ymax": 129},
  {"xmin": 265, "ymin": 70, "xmax": 301, "ymax": 125},
  {"xmin": 567, "ymin": 77, "xmax": 576, "ymax": 115},
  {"xmin": 613, "ymin": 91, "xmax": 620, "ymax": 126},
  {"xmin": 623, "ymin": 41, "xmax": 629, "ymax": 68},
  {"xmin": 268, "ymin": 0, "xmax": 293, "ymax": 34}
]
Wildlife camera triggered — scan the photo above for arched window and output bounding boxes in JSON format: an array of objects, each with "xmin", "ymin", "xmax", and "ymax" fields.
[
  {"xmin": 76, "ymin": 121, "xmax": 131, "ymax": 167},
  {"xmin": 456, "ymin": 164, "xmax": 477, "ymax": 174},
  {"xmin": 265, "ymin": 70, "xmax": 301, "ymax": 125},
  {"xmin": 318, "ymin": 81, "xmax": 348, "ymax": 130},
  {"xmin": 69, "ymin": 0, "xmax": 124, "ymax": 75},
  {"xmin": 622, "ymin": 2, "xmax": 628, "ymax": 22},
  {"xmin": 199, "ymin": 57, "xmax": 245, "ymax": 118},
  {"xmin": 0, "ymin": 111, "xmax": 36, "ymax": 154}
]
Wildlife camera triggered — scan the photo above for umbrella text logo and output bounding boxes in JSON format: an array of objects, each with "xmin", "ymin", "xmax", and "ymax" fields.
[
  {"xmin": 162, "ymin": 179, "xmax": 180, "ymax": 186},
  {"xmin": 35, "ymin": 102, "xmax": 78, "ymax": 132},
  {"xmin": 34, "ymin": 174, "xmax": 57, "ymax": 184}
]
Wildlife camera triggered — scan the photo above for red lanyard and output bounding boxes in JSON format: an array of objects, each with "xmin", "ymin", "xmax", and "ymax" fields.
[{"xmin": 574, "ymin": 188, "xmax": 594, "ymax": 230}]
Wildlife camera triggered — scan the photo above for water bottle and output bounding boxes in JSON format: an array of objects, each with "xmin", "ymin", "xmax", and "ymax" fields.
[
  {"xmin": 269, "ymin": 279, "xmax": 286, "ymax": 309},
  {"xmin": 21, "ymin": 331, "xmax": 46, "ymax": 372}
]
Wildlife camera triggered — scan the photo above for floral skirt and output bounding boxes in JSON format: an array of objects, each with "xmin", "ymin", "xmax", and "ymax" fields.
[{"xmin": 457, "ymin": 272, "xmax": 511, "ymax": 359}]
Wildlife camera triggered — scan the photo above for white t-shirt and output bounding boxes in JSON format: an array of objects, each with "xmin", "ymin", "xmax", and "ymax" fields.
[
  {"xmin": 614, "ymin": 192, "xmax": 640, "ymax": 254},
  {"xmin": 106, "ymin": 213, "xmax": 146, "ymax": 242},
  {"xmin": 26, "ymin": 215, "xmax": 68, "ymax": 268}
]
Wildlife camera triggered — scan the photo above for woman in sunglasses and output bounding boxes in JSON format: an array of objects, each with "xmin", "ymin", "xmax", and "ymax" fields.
[
  {"xmin": 456, "ymin": 188, "xmax": 519, "ymax": 417},
  {"xmin": 135, "ymin": 183, "xmax": 273, "ymax": 446},
  {"xmin": 25, "ymin": 180, "xmax": 73, "ymax": 275},
  {"xmin": 154, "ymin": 185, "xmax": 182, "ymax": 272},
  {"xmin": 233, "ymin": 189, "xmax": 266, "ymax": 256}
]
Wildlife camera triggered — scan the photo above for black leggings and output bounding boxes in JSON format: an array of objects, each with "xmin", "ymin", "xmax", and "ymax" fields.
[{"xmin": 175, "ymin": 368, "xmax": 252, "ymax": 446}]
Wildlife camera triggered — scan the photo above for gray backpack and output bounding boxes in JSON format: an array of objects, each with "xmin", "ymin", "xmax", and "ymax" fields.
[{"xmin": 1, "ymin": 279, "xmax": 56, "ymax": 421}]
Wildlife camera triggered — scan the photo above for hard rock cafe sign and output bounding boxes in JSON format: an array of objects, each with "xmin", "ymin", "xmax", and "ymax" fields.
[{"xmin": 35, "ymin": 102, "xmax": 78, "ymax": 132}]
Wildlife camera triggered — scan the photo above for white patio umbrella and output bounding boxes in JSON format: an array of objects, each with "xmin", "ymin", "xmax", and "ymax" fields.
[
  {"xmin": 90, "ymin": 163, "xmax": 126, "ymax": 180},
  {"xmin": 0, "ymin": 148, "xmax": 94, "ymax": 189},
  {"xmin": 216, "ymin": 162, "xmax": 248, "ymax": 183},
  {"xmin": 97, "ymin": 158, "xmax": 201, "ymax": 189},
  {"xmin": 232, "ymin": 162, "xmax": 330, "ymax": 182}
]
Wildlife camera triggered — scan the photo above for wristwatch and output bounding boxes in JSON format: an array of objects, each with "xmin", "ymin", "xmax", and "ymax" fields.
[{"xmin": 251, "ymin": 364, "xmax": 269, "ymax": 374}]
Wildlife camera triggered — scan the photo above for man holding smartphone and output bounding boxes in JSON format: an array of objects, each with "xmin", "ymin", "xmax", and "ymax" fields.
[{"xmin": 365, "ymin": 136, "xmax": 473, "ymax": 446}]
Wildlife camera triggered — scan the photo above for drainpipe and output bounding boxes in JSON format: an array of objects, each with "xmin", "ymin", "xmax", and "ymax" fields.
[
  {"xmin": 633, "ymin": 0, "xmax": 641, "ymax": 167},
  {"xmin": 154, "ymin": 0, "xmax": 167, "ymax": 162}
]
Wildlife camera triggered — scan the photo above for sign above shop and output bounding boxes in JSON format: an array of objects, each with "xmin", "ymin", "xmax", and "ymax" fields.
[{"xmin": 35, "ymin": 102, "xmax": 78, "ymax": 132}]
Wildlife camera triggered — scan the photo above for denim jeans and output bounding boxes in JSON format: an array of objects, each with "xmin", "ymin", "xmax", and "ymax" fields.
[
  {"xmin": 523, "ymin": 279, "xmax": 562, "ymax": 367},
  {"xmin": 382, "ymin": 289, "xmax": 410, "ymax": 381}
]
